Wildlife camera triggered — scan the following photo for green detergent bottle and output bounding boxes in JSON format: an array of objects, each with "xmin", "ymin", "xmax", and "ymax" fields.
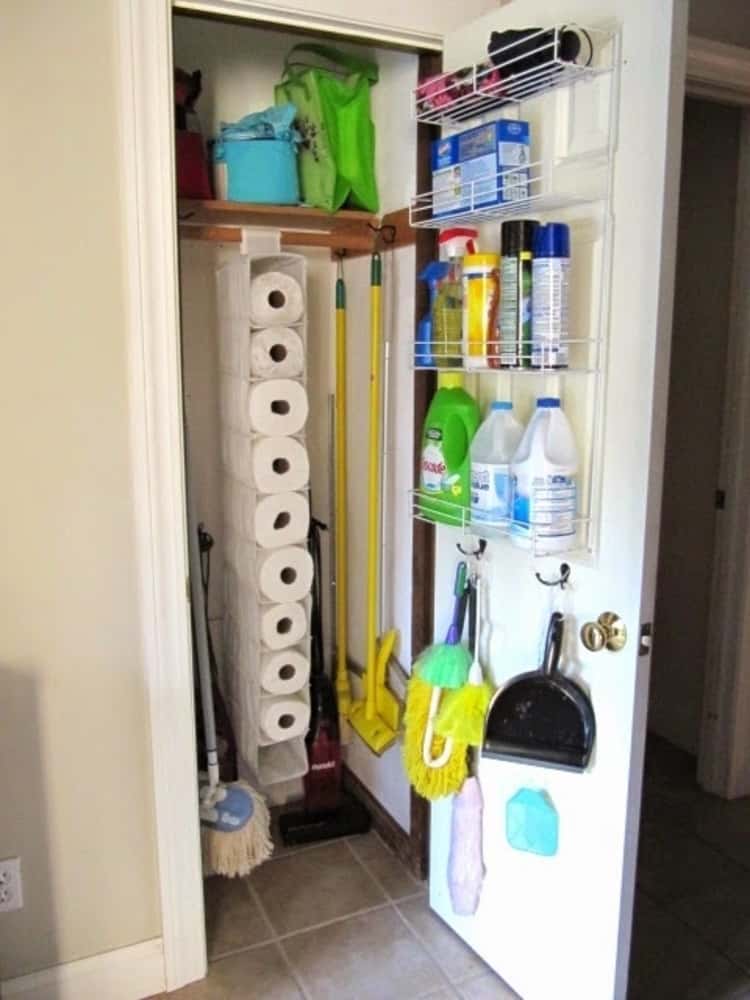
[{"xmin": 419, "ymin": 373, "xmax": 480, "ymax": 526}]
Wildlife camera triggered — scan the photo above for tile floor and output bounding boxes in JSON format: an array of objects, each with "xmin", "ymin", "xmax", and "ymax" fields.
[
  {"xmin": 629, "ymin": 735, "xmax": 750, "ymax": 999},
  {"xmin": 149, "ymin": 735, "xmax": 750, "ymax": 999},
  {"xmin": 152, "ymin": 815, "xmax": 517, "ymax": 1000}
]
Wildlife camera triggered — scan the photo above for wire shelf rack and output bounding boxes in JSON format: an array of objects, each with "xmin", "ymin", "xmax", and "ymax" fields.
[
  {"xmin": 410, "ymin": 159, "xmax": 600, "ymax": 229},
  {"xmin": 413, "ymin": 337, "xmax": 602, "ymax": 374},
  {"xmin": 410, "ymin": 489, "xmax": 591, "ymax": 556},
  {"xmin": 414, "ymin": 25, "xmax": 614, "ymax": 126}
]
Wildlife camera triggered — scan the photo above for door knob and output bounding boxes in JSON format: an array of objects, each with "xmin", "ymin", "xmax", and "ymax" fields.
[{"xmin": 580, "ymin": 612, "xmax": 627, "ymax": 652}]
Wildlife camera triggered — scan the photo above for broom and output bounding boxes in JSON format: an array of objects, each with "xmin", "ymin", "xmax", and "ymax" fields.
[{"xmin": 188, "ymin": 501, "xmax": 272, "ymax": 877}]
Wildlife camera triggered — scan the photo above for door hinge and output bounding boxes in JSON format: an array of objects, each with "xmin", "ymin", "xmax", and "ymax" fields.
[
  {"xmin": 639, "ymin": 622, "xmax": 653, "ymax": 657},
  {"xmin": 715, "ymin": 488, "xmax": 726, "ymax": 510}
]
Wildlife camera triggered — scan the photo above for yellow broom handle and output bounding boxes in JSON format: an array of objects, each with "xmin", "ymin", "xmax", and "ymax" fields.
[
  {"xmin": 366, "ymin": 253, "xmax": 382, "ymax": 718},
  {"xmin": 334, "ymin": 272, "xmax": 351, "ymax": 715}
]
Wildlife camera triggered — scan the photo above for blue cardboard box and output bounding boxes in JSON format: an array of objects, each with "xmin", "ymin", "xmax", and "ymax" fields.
[{"xmin": 431, "ymin": 120, "xmax": 530, "ymax": 217}]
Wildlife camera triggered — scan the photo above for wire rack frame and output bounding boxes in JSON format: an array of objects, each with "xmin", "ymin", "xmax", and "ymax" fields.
[{"xmin": 413, "ymin": 24, "xmax": 615, "ymax": 126}]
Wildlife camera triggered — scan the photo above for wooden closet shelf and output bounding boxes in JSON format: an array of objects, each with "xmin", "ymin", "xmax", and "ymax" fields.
[{"xmin": 178, "ymin": 199, "xmax": 377, "ymax": 252}]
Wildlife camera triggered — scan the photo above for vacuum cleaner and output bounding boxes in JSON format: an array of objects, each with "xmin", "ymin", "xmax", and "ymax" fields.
[{"xmin": 279, "ymin": 518, "xmax": 371, "ymax": 845}]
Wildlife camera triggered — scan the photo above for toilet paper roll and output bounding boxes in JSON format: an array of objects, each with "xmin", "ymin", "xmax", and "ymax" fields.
[
  {"xmin": 260, "ymin": 696, "xmax": 311, "ymax": 743},
  {"xmin": 252, "ymin": 436, "xmax": 309, "ymax": 493},
  {"xmin": 260, "ymin": 602, "xmax": 307, "ymax": 651},
  {"xmin": 254, "ymin": 492, "xmax": 309, "ymax": 549},
  {"xmin": 248, "ymin": 379, "xmax": 308, "ymax": 436},
  {"xmin": 258, "ymin": 545, "xmax": 314, "ymax": 603},
  {"xmin": 260, "ymin": 649, "xmax": 310, "ymax": 696},
  {"xmin": 250, "ymin": 327, "xmax": 304, "ymax": 379},
  {"xmin": 249, "ymin": 272, "xmax": 304, "ymax": 327}
]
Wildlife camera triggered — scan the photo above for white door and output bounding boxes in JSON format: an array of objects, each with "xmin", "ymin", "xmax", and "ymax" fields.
[{"xmin": 424, "ymin": 3, "xmax": 687, "ymax": 998}]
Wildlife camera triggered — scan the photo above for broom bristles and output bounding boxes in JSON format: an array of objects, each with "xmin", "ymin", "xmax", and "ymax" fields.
[{"xmin": 201, "ymin": 780, "xmax": 273, "ymax": 877}]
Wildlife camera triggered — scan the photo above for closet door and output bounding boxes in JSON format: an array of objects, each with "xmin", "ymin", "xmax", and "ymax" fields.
[{"xmin": 423, "ymin": 2, "xmax": 687, "ymax": 998}]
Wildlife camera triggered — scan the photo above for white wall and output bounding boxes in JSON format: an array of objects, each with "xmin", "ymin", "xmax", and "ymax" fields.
[
  {"xmin": 174, "ymin": 14, "xmax": 416, "ymax": 829},
  {"xmin": 0, "ymin": 0, "xmax": 160, "ymax": 981}
]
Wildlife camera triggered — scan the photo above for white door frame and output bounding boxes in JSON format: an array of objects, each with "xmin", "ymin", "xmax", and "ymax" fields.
[{"xmin": 115, "ymin": 2, "xmax": 750, "ymax": 987}]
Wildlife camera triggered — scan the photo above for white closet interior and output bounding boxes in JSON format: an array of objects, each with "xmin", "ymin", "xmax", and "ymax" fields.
[{"xmin": 175, "ymin": 12, "xmax": 419, "ymax": 826}]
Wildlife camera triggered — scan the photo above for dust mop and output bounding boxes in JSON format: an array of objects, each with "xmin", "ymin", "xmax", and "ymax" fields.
[{"xmin": 188, "ymin": 503, "xmax": 272, "ymax": 877}]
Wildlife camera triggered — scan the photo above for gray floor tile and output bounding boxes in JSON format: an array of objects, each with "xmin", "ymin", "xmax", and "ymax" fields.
[
  {"xmin": 250, "ymin": 839, "xmax": 386, "ymax": 936},
  {"xmin": 455, "ymin": 970, "xmax": 520, "ymax": 999},
  {"xmin": 282, "ymin": 905, "xmax": 446, "ymax": 1000},
  {"xmin": 168, "ymin": 944, "xmax": 304, "ymax": 999},
  {"xmin": 669, "ymin": 875, "xmax": 750, "ymax": 972},
  {"xmin": 636, "ymin": 822, "xmax": 746, "ymax": 904},
  {"xmin": 629, "ymin": 892, "xmax": 750, "ymax": 999},
  {"xmin": 204, "ymin": 875, "xmax": 273, "ymax": 959},
  {"xmin": 420, "ymin": 989, "xmax": 460, "ymax": 999},
  {"xmin": 347, "ymin": 831, "xmax": 424, "ymax": 900},
  {"xmin": 397, "ymin": 895, "xmax": 489, "ymax": 984}
]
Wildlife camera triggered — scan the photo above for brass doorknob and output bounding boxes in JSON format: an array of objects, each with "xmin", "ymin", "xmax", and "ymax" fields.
[{"xmin": 580, "ymin": 612, "xmax": 627, "ymax": 653}]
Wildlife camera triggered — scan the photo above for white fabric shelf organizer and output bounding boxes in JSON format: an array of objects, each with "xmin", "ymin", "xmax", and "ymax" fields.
[{"xmin": 216, "ymin": 251, "xmax": 312, "ymax": 789}]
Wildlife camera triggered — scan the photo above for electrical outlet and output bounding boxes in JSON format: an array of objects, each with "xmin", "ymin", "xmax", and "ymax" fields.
[{"xmin": 0, "ymin": 858, "xmax": 23, "ymax": 913}]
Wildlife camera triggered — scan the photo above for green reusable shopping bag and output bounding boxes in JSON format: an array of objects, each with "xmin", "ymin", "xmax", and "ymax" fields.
[{"xmin": 275, "ymin": 44, "xmax": 379, "ymax": 213}]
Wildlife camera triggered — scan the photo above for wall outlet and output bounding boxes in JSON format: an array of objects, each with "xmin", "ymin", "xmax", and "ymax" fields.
[{"xmin": 0, "ymin": 858, "xmax": 23, "ymax": 913}]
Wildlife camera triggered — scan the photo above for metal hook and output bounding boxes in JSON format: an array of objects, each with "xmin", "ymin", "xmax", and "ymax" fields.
[
  {"xmin": 535, "ymin": 562, "xmax": 571, "ymax": 589},
  {"xmin": 456, "ymin": 538, "xmax": 487, "ymax": 559},
  {"xmin": 367, "ymin": 222, "xmax": 397, "ymax": 249}
]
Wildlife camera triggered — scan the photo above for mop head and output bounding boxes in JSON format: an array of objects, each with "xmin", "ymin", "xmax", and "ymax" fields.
[
  {"xmin": 403, "ymin": 675, "xmax": 468, "ymax": 800},
  {"xmin": 200, "ymin": 780, "xmax": 273, "ymax": 877},
  {"xmin": 416, "ymin": 643, "xmax": 471, "ymax": 690},
  {"xmin": 434, "ymin": 681, "xmax": 493, "ymax": 747}
]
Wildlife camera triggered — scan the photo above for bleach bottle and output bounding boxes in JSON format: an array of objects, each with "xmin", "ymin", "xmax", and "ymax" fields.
[
  {"xmin": 416, "ymin": 262, "xmax": 450, "ymax": 367},
  {"xmin": 470, "ymin": 401, "xmax": 524, "ymax": 524},
  {"xmin": 420, "ymin": 373, "xmax": 480, "ymax": 526},
  {"xmin": 511, "ymin": 397, "xmax": 578, "ymax": 551}
]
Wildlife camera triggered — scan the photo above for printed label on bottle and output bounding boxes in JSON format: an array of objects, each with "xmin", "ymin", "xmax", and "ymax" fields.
[
  {"xmin": 513, "ymin": 474, "xmax": 576, "ymax": 537},
  {"xmin": 471, "ymin": 462, "xmax": 512, "ymax": 522},
  {"xmin": 421, "ymin": 429, "xmax": 446, "ymax": 493},
  {"xmin": 499, "ymin": 258, "xmax": 519, "ymax": 365},
  {"xmin": 531, "ymin": 259, "xmax": 570, "ymax": 368}
]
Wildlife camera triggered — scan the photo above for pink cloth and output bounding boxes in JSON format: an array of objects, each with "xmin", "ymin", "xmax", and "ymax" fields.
[{"xmin": 448, "ymin": 776, "xmax": 485, "ymax": 916}]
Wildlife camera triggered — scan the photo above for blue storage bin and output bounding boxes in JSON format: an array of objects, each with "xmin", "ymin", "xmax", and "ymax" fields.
[{"xmin": 214, "ymin": 137, "xmax": 300, "ymax": 205}]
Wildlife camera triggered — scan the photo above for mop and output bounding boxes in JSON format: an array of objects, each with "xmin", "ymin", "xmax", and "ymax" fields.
[{"xmin": 188, "ymin": 497, "xmax": 272, "ymax": 877}]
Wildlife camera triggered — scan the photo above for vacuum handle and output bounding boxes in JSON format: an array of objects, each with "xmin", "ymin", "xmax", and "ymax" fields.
[{"xmin": 542, "ymin": 612, "xmax": 565, "ymax": 676}]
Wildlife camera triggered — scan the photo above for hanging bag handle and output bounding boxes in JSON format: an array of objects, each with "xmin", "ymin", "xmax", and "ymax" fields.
[{"xmin": 283, "ymin": 43, "xmax": 379, "ymax": 83}]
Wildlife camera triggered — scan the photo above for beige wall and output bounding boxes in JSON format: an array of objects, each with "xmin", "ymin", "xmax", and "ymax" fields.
[{"xmin": 0, "ymin": 0, "xmax": 160, "ymax": 981}]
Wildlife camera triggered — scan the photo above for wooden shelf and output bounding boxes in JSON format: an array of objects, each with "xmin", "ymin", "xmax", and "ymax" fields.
[{"xmin": 178, "ymin": 199, "xmax": 377, "ymax": 253}]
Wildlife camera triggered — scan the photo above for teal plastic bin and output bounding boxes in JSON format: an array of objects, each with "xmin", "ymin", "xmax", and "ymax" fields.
[{"xmin": 214, "ymin": 137, "xmax": 300, "ymax": 204}]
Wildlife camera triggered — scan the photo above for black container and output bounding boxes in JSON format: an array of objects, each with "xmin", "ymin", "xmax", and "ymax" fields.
[{"xmin": 497, "ymin": 219, "xmax": 538, "ymax": 369}]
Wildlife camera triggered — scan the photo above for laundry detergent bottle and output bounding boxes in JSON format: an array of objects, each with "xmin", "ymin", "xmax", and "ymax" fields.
[
  {"xmin": 511, "ymin": 397, "xmax": 578, "ymax": 551},
  {"xmin": 420, "ymin": 373, "xmax": 480, "ymax": 526},
  {"xmin": 470, "ymin": 401, "xmax": 524, "ymax": 524}
]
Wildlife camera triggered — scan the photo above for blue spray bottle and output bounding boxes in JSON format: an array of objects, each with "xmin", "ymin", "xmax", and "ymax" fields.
[{"xmin": 416, "ymin": 261, "xmax": 450, "ymax": 368}]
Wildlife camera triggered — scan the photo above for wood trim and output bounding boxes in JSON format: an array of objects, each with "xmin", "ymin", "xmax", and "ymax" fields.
[
  {"xmin": 686, "ymin": 35, "xmax": 750, "ymax": 106},
  {"xmin": 179, "ymin": 223, "xmax": 374, "ymax": 253},
  {"xmin": 116, "ymin": 0, "xmax": 207, "ymax": 990},
  {"xmin": 408, "ymin": 51, "xmax": 441, "ymax": 883},
  {"xmin": 342, "ymin": 766, "xmax": 422, "ymax": 880}
]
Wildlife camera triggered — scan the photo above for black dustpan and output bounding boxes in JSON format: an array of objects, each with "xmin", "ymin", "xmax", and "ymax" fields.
[{"xmin": 482, "ymin": 612, "xmax": 595, "ymax": 772}]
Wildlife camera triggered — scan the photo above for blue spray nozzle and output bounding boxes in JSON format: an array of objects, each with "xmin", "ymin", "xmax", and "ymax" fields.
[{"xmin": 419, "ymin": 261, "xmax": 451, "ymax": 286}]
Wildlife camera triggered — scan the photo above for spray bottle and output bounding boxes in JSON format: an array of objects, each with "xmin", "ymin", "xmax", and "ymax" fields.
[{"xmin": 416, "ymin": 261, "xmax": 450, "ymax": 368}]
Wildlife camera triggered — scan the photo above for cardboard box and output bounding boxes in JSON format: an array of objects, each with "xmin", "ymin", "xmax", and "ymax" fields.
[{"xmin": 431, "ymin": 120, "xmax": 530, "ymax": 217}]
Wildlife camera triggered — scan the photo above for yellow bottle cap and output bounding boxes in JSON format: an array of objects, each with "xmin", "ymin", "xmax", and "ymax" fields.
[
  {"xmin": 463, "ymin": 253, "xmax": 500, "ymax": 268},
  {"xmin": 438, "ymin": 373, "xmax": 464, "ymax": 389}
]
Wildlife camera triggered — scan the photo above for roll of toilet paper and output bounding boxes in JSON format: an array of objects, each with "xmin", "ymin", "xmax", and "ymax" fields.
[
  {"xmin": 252, "ymin": 436, "xmax": 309, "ymax": 494},
  {"xmin": 250, "ymin": 327, "xmax": 304, "ymax": 379},
  {"xmin": 258, "ymin": 545, "xmax": 314, "ymax": 603},
  {"xmin": 260, "ymin": 602, "xmax": 307, "ymax": 651},
  {"xmin": 254, "ymin": 492, "xmax": 309, "ymax": 549},
  {"xmin": 260, "ymin": 696, "xmax": 311, "ymax": 744},
  {"xmin": 249, "ymin": 272, "xmax": 304, "ymax": 327},
  {"xmin": 248, "ymin": 379, "xmax": 308, "ymax": 436},
  {"xmin": 260, "ymin": 649, "xmax": 310, "ymax": 696}
]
